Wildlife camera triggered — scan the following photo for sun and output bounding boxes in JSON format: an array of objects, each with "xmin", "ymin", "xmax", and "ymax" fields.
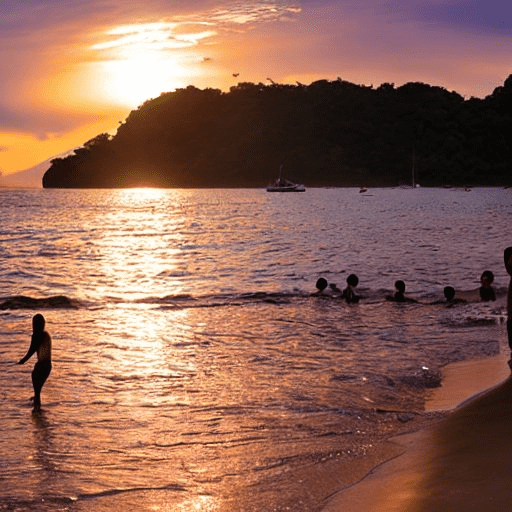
[
  {"xmin": 86, "ymin": 22, "xmax": 216, "ymax": 108},
  {"xmin": 95, "ymin": 53, "xmax": 190, "ymax": 108}
]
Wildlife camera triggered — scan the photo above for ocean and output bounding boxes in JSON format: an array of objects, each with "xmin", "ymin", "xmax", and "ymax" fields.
[{"xmin": 0, "ymin": 187, "xmax": 510, "ymax": 511}]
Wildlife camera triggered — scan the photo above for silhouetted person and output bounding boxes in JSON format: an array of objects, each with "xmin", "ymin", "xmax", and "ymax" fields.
[
  {"xmin": 479, "ymin": 270, "xmax": 496, "ymax": 301},
  {"xmin": 18, "ymin": 314, "xmax": 52, "ymax": 411},
  {"xmin": 505, "ymin": 247, "xmax": 512, "ymax": 351},
  {"xmin": 387, "ymin": 280, "xmax": 417, "ymax": 303},
  {"xmin": 342, "ymin": 274, "xmax": 360, "ymax": 304},
  {"xmin": 312, "ymin": 277, "xmax": 328, "ymax": 296},
  {"xmin": 443, "ymin": 286, "xmax": 466, "ymax": 305}
]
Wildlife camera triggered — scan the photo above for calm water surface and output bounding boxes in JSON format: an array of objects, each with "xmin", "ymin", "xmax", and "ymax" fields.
[{"xmin": 0, "ymin": 187, "xmax": 510, "ymax": 511}]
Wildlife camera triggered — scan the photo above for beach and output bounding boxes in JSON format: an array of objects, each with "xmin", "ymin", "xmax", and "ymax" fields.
[{"xmin": 322, "ymin": 352, "xmax": 512, "ymax": 512}]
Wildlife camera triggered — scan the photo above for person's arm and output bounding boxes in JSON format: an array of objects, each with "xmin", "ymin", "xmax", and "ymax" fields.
[{"xmin": 17, "ymin": 335, "xmax": 39, "ymax": 365}]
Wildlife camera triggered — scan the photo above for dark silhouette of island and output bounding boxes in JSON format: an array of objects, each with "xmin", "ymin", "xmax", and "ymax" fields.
[{"xmin": 43, "ymin": 75, "xmax": 512, "ymax": 188}]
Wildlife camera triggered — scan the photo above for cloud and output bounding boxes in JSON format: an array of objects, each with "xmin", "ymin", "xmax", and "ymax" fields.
[
  {"xmin": 1, "ymin": 1, "xmax": 300, "ymax": 39},
  {"xmin": 90, "ymin": 22, "xmax": 218, "ymax": 53},
  {"xmin": 88, "ymin": 1, "xmax": 301, "ymax": 56},
  {"xmin": 205, "ymin": 1, "xmax": 301, "ymax": 25},
  {"xmin": 0, "ymin": 102, "xmax": 110, "ymax": 140}
]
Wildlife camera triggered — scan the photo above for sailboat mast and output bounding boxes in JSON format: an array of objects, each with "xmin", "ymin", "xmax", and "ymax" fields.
[{"xmin": 412, "ymin": 145, "xmax": 416, "ymax": 188}]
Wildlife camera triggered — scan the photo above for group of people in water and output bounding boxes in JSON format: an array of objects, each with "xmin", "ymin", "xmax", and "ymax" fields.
[
  {"xmin": 14, "ymin": 248, "xmax": 512, "ymax": 412},
  {"xmin": 313, "ymin": 270, "xmax": 496, "ymax": 305},
  {"xmin": 313, "ymin": 246, "xmax": 512, "ymax": 353}
]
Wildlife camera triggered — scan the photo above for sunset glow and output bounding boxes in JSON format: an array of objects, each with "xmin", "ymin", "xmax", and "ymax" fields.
[
  {"xmin": 93, "ymin": 56, "xmax": 190, "ymax": 108},
  {"xmin": 1, "ymin": 0, "xmax": 511, "ymax": 182},
  {"xmin": 87, "ymin": 22, "xmax": 217, "ymax": 107}
]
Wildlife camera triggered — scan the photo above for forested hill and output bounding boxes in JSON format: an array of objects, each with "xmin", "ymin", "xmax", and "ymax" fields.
[{"xmin": 43, "ymin": 76, "xmax": 512, "ymax": 188}]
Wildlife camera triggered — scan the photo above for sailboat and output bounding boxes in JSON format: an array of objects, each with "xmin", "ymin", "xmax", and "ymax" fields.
[
  {"xmin": 411, "ymin": 145, "xmax": 420, "ymax": 188},
  {"xmin": 266, "ymin": 165, "xmax": 306, "ymax": 192},
  {"xmin": 400, "ymin": 146, "xmax": 420, "ymax": 189}
]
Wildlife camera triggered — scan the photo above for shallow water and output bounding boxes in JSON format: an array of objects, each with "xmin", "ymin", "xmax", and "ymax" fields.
[{"xmin": 0, "ymin": 187, "xmax": 510, "ymax": 511}]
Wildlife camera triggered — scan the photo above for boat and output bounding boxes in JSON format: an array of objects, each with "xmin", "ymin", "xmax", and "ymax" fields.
[
  {"xmin": 398, "ymin": 149, "xmax": 421, "ymax": 189},
  {"xmin": 266, "ymin": 166, "xmax": 305, "ymax": 192}
]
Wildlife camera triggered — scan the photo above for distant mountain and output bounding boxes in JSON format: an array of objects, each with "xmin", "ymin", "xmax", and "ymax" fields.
[
  {"xmin": 43, "ymin": 76, "xmax": 512, "ymax": 188},
  {"xmin": 1, "ymin": 150, "xmax": 74, "ymax": 188},
  {"xmin": 0, "ymin": 161, "xmax": 49, "ymax": 188}
]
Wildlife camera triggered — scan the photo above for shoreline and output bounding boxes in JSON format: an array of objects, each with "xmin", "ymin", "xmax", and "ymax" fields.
[
  {"xmin": 321, "ymin": 351, "xmax": 511, "ymax": 512},
  {"xmin": 425, "ymin": 351, "xmax": 511, "ymax": 412}
]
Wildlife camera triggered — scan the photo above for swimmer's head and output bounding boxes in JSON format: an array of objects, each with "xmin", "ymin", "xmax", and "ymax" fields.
[
  {"xmin": 346, "ymin": 274, "xmax": 359, "ymax": 287},
  {"xmin": 505, "ymin": 247, "xmax": 512, "ymax": 276},
  {"xmin": 480, "ymin": 270, "xmax": 494, "ymax": 286},
  {"xmin": 444, "ymin": 286, "xmax": 455, "ymax": 301},
  {"xmin": 32, "ymin": 314, "xmax": 45, "ymax": 332},
  {"xmin": 315, "ymin": 277, "xmax": 328, "ymax": 291},
  {"xmin": 395, "ymin": 280, "xmax": 406, "ymax": 294}
]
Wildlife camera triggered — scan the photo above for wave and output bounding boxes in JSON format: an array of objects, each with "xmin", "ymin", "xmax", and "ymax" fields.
[
  {"xmin": 137, "ymin": 291, "xmax": 296, "ymax": 310},
  {"xmin": 131, "ymin": 288, "xmax": 507, "ymax": 317},
  {"xmin": 0, "ymin": 295, "xmax": 79, "ymax": 310},
  {"xmin": 0, "ymin": 287, "xmax": 507, "ymax": 321}
]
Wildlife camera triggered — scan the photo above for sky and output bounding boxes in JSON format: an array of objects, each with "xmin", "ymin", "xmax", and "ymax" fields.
[{"xmin": 1, "ymin": 0, "xmax": 511, "ymax": 178}]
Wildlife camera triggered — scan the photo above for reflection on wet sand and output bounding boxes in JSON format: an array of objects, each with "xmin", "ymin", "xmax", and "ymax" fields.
[{"xmin": 322, "ymin": 357, "xmax": 512, "ymax": 512}]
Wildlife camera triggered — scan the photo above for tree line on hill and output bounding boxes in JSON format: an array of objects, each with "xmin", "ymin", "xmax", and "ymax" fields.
[{"xmin": 43, "ymin": 75, "xmax": 512, "ymax": 188}]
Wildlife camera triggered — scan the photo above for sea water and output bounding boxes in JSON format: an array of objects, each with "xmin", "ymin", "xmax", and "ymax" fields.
[{"xmin": 0, "ymin": 187, "xmax": 510, "ymax": 511}]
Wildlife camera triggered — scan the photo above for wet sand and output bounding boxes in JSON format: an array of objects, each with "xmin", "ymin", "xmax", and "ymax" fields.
[{"xmin": 322, "ymin": 352, "xmax": 512, "ymax": 512}]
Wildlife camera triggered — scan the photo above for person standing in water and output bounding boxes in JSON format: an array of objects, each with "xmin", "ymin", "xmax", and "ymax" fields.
[
  {"xmin": 17, "ymin": 314, "xmax": 52, "ymax": 411},
  {"xmin": 505, "ymin": 247, "xmax": 512, "ymax": 351}
]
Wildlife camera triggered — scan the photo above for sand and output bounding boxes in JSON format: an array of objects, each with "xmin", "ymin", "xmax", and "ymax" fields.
[{"xmin": 322, "ymin": 351, "xmax": 512, "ymax": 512}]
